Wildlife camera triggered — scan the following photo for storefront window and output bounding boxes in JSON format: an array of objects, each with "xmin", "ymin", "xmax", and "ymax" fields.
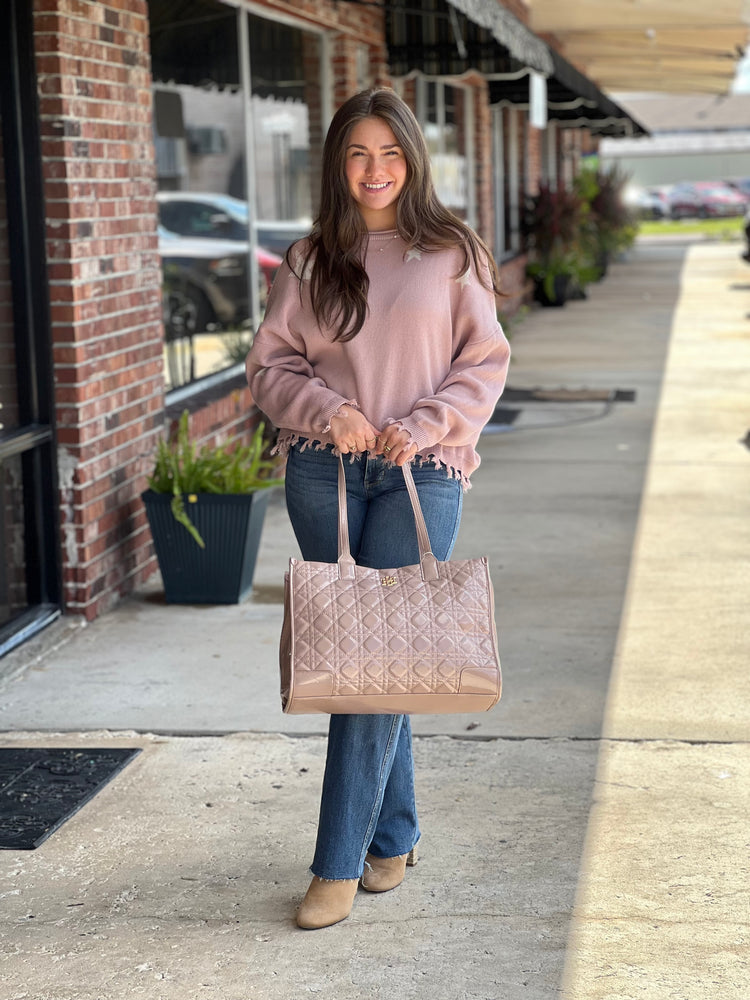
[
  {"xmin": 0, "ymin": 130, "xmax": 17, "ymax": 435},
  {"xmin": 0, "ymin": 138, "xmax": 27, "ymax": 627},
  {"xmin": 492, "ymin": 104, "xmax": 521, "ymax": 258},
  {"xmin": 148, "ymin": 1, "xmax": 320, "ymax": 392},
  {"xmin": 0, "ymin": 68, "xmax": 60, "ymax": 648},
  {"xmin": 246, "ymin": 14, "xmax": 320, "ymax": 234},
  {"xmin": 418, "ymin": 79, "xmax": 474, "ymax": 226}
]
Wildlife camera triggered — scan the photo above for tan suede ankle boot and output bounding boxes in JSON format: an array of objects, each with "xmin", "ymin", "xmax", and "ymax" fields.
[
  {"xmin": 295, "ymin": 876, "xmax": 359, "ymax": 929},
  {"xmin": 360, "ymin": 844, "xmax": 418, "ymax": 893}
]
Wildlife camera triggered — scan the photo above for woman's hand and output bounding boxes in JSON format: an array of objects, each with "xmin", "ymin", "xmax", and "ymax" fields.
[
  {"xmin": 329, "ymin": 405, "xmax": 381, "ymax": 455},
  {"xmin": 374, "ymin": 424, "xmax": 418, "ymax": 467}
]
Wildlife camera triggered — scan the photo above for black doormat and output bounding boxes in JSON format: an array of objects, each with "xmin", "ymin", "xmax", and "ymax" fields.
[
  {"xmin": 487, "ymin": 406, "xmax": 521, "ymax": 425},
  {"xmin": 502, "ymin": 387, "xmax": 636, "ymax": 404},
  {"xmin": 0, "ymin": 748, "xmax": 141, "ymax": 850}
]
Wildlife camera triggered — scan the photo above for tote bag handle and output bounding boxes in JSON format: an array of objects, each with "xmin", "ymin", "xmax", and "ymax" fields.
[{"xmin": 336, "ymin": 456, "xmax": 439, "ymax": 581}]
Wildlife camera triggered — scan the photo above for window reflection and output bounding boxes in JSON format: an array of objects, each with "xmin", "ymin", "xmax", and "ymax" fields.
[
  {"xmin": 421, "ymin": 80, "xmax": 470, "ymax": 222},
  {"xmin": 245, "ymin": 14, "xmax": 321, "ymax": 230},
  {"xmin": 148, "ymin": 0, "xmax": 318, "ymax": 392}
]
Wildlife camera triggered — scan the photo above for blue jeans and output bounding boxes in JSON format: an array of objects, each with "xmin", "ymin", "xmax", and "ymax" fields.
[{"xmin": 284, "ymin": 442, "xmax": 463, "ymax": 879}]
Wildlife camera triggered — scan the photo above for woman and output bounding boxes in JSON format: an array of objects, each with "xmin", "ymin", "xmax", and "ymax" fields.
[{"xmin": 246, "ymin": 88, "xmax": 510, "ymax": 929}]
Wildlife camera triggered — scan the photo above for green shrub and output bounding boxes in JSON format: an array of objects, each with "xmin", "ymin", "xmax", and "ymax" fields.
[{"xmin": 148, "ymin": 410, "xmax": 284, "ymax": 547}]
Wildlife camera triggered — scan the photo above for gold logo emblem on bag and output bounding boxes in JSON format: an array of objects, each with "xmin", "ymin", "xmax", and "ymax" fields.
[{"xmin": 380, "ymin": 575, "xmax": 397, "ymax": 587}]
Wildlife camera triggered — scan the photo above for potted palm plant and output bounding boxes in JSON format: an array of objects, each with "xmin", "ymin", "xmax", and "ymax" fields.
[
  {"xmin": 524, "ymin": 182, "xmax": 585, "ymax": 307},
  {"xmin": 577, "ymin": 165, "xmax": 637, "ymax": 280},
  {"xmin": 142, "ymin": 410, "xmax": 284, "ymax": 604}
]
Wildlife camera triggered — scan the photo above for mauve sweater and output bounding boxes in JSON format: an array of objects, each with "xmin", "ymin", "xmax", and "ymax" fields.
[{"xmin": 245, "ymin": 229, "xmax": 511, "ymax": 486}]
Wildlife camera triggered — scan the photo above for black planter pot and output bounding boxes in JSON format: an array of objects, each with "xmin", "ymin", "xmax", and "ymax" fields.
[
  {"xmin": 594, "ymin": 250, "xmax": 610, "ymax": 281},
  {"xmin": 533, "ymin": 273, "xmax": 571, "ymax": 307},
  {"xmin": 142, "ymin": 489, "xmax": 272, "ymax": 604}
]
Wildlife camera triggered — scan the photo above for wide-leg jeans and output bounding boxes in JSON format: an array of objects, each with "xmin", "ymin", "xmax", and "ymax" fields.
[{"xmin": 284, "ymin": 442, "xmax": 463, "ymax": 880}]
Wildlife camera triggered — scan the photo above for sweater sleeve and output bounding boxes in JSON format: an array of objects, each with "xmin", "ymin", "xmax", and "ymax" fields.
[
  {"xmin": 245, "ymin": 259, "xmax": 356, "ymax": 435},
  {"xmin": 393, "ymin": 263, "xmax": 510, "ymax": 452}
]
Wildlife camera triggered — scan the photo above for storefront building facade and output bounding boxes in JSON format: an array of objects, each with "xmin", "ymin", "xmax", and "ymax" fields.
[{"xmin": 0, "ymin": 0, "xmax": 640, "ymax": 654}]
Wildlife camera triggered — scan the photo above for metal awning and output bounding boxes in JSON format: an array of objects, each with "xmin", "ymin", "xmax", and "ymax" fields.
[
  {"xmin": 386, "ymin": 0, "xmax": 551, "ymax": 77},
  {"xmin": 526, "ymin": 0, "xmax": 750, "ymax": 94},
  {"xmin": 387, "ymin": 1, "xmax": 646, "ymax": 137},
  {"xmin": 545, "ymin": 49, "xmax": 649, "ymax": 136},
  {"xmin": 487, "ymin": 51, "xmax": 648, "ymax": 137},
  {"xmin": 445, "ymin": 0, "xmax": 552, "ymax": 75}
]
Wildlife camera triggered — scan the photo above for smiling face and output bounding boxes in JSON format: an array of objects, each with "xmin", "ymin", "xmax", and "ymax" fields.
[{"xmin": 344, "ymin": 117, "xmax": 407, "ymax": 231}]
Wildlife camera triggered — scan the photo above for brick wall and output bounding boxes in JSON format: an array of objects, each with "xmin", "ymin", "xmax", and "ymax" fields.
[
  {"xmin": 328, "ymin": 6, "xmax": 389, "ymax": 106},
  {"xmin": 167, "ymin": 381, "xmax": 261, "ymax": 453},
  {"xmin": 33, "ymin": 0, "xmax": 164, "ymax": 619},
  {"xmin": 261, "ymin": 0, "xmax": 388, "ymax": 107},
  {"xmin": 498, "ymin": 253, "xmax": 531, "ymax": 316}
]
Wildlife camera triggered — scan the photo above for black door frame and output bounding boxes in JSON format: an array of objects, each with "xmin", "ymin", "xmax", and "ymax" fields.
[{"xmin": 0, "ymin": 0, "xmax": 63, "ymax": 657}]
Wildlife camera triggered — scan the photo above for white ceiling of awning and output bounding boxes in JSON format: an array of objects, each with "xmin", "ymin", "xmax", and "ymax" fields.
[{"xmin": 526, "ymin": 0, "xmax": 750, "ymax": 93}]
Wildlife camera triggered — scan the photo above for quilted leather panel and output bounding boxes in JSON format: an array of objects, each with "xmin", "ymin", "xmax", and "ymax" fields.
[{"xmin": 282, "ymin": 555, "xmax": 501, "ymax": 711}]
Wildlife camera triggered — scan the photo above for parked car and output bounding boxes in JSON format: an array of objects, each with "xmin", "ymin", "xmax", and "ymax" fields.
[
  {"xmin": 742, "ymin": 206, "xmax": 750, "ymax": 264},
  {"xmin": 624, "ymin": 185, "xmax": 669, "ymax": 219},
  {"xmin": 725, "ymin": 177, "xmax": 750, "ymax": 201},
  {"xmin": 158, "ymin": 226, "xmax": 282, "ymax": 338},
  {"xmin": 156, "ymin": 191, "xmax": 310, "ymax": 257},
  {"xmin": 649, "ymin": 187, "xmax": 673, "ymax": 218},
  {"xmin": 667, "ymin": 181, "xmax": 747, "ymax": 219}
]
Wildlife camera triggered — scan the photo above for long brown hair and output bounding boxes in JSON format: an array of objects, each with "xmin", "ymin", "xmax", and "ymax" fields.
[{"xmin": 289, "ymin": 88, "xmax": 501, "ymax": 342}]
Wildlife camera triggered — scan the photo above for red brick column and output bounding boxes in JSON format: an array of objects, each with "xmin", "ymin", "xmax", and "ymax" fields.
[
  {"xmin": 526, "ymin": 124, "xmax": 544, "ymax": 194},
  {"xmin": 468, "ymin": 75, "xmax": 493, "ymax": 248},
  {"xmin": 33, "ymin": 0, "xmax": 164, "ymax": 619}
]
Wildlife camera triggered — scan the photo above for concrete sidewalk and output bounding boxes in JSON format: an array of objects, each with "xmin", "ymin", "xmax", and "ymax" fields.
[{"xmin": 1, "ymin": 240, "xmax": 748, "ymax": 999}]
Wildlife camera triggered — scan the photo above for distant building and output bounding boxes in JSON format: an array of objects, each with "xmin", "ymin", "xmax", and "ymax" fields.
[{"xmin": 600, "ymin": 94, "xmax": 750, "ymax": 186}]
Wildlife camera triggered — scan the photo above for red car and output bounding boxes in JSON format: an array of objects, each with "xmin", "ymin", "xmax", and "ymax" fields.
[{"xmin": 668, "ymin": 181, "xmax": 748, "ymax": 219}]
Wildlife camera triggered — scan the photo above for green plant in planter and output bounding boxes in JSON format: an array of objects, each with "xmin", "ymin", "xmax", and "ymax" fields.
[
  {"xmin": 148, "ymin": 410, "xmax": 284, "ymax": 548},
  {"xmin": 526, "ymin": 249, "xmax": 579, "ymax": 303},
  {"xmin": 576, "ymin": 164, "xmax": 638, "ymax": 273}
]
